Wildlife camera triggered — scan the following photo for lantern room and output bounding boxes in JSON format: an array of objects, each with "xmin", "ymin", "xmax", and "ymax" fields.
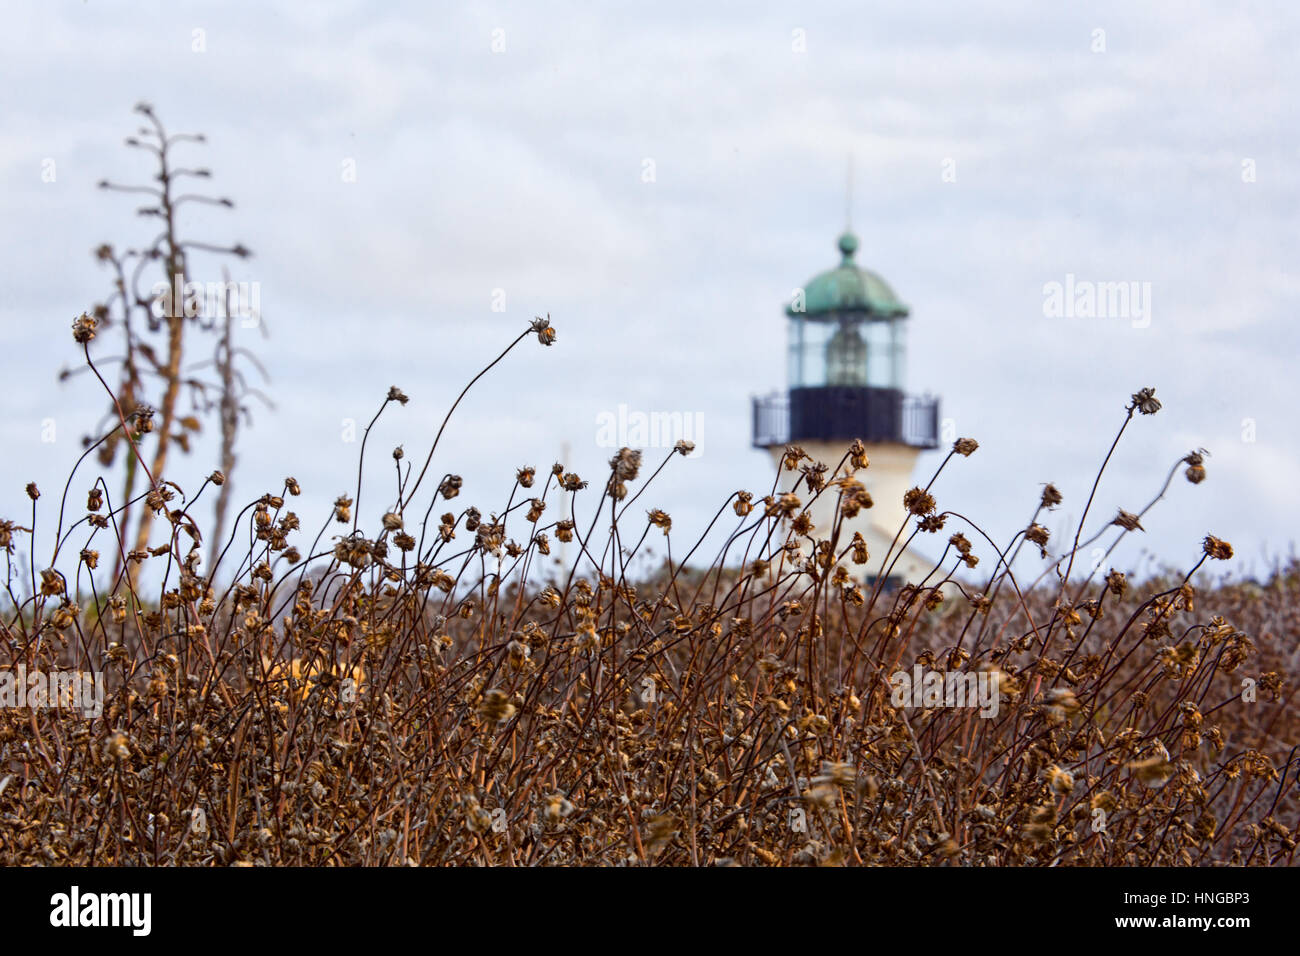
[{"xmin": 754, "ymin": 229, "xmax": 938, "ymax": 449}]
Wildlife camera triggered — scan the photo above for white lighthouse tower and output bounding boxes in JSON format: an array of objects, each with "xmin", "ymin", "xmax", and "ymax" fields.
[{"xmin": 752, "ymin": 228, "xmax": 940, "ymax": 584}]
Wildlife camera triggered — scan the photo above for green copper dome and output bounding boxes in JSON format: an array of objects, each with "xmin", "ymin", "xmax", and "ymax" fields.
[{"xmin": 787, "ymin": 231, "xmax": 910, "ymax": 319}]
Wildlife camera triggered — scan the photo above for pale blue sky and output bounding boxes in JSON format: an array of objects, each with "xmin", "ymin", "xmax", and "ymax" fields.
[{"xmin": 1, "ymin": 1, "xmax": 1296, "ymax": 584}]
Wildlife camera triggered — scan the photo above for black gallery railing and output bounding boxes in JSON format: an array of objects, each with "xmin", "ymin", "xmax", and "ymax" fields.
[{"xmin": 752, "ymin": 386, "xmax": 940, "ymax": 450}]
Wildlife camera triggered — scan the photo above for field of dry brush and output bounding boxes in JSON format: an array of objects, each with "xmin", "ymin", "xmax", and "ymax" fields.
[{"xmin": 0, "ymin": 314, "xmax": 1295, "ymax": 867}]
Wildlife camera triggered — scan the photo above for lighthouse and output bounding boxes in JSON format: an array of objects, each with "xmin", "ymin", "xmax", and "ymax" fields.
[{"xmin": 752, "ymin": 228, "xmax": 940, "ymax": 583}]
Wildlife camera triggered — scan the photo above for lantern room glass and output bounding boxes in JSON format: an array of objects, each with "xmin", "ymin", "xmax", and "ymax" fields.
[{"xmin": 787, "ymin": 313, "xmax": 905, "ymax": 391}]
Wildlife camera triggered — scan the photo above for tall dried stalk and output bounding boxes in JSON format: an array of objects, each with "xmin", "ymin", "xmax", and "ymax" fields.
[{"xmin": 79, "ymin": 103, "xmax": 255, "ymax": 584}]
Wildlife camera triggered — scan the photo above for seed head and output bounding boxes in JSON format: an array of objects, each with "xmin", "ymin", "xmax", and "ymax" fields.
[
  {"xmin": 775, "ymin": 492, "xmax": 802, "ymax": 517},
  {"xmin": 133, "ymin": 406, "xmax": 155, "ymax": 434},
  {"xmin": 531, "ymin": 314, "xmax": 557, "ymax": 346},
  {"xmin": 1045, "ymin": 765, "xmax": 1074, "ymax": 795},
  {"xmin": 1202, "ymin": 535, "xmax": 1233, "ymax": 561},
  {"xmin": 838, "ymin": 478, "xmax": 873, "ymax": 517},
  {"xmin": 610, "ymin": 447, "xmax": 642, "ymax": 482},
  {"xmin": 1128, "ymin": 756, "xmax": 1174, "ymax": 789},
  {"xmin": 850, "ymin": 532, "xmax": 869, "ymax": 564},
  {"xmin": 544, "ymin": 794, "xmax": 575, "ymax": 824},
  {"xmin": 903, "ymin": 487, "xmax": 936, "ymax": 516},
  {"xmin": 1040, "ymin": 483, "xmax": 1063, "ymax": 508},
  {"xmin": 1112, "ymin": 509, "xmax": 1144, "ymax": 532},
  {"xmin": 72, "ymin": 312, "xmax": 98, "ymax": 344},
  {"xmin": 439, "ymin": 476, "xmax": 463, "ymax": 500},
  {"xmin": 0, "ymin": 521, "xmax": 17, "ymax": 552},
  {"xmin": 103, "ymin": 731, "xmax": 131, "ymax": 761},
  {"xmin": 1130, "ymin": 387, "xmax": 1161, "ymax": 415},
  {"xmin": 476, "ymin": 688, "xmax": 516, "ymax": 724},
  {"xmin": 812, "ymin": 761, "xmax": 856, "ymax": 789},
  {"xmin": 1105, "ymin": 568, "xmax": 1128, "ymax": 596}
]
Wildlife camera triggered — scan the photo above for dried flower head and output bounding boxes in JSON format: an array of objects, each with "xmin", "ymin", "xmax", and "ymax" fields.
[
  {"xmin": 838, "ymin": 478, "xmax": 873, "ymax": 517},
  {"xmin": 903, "ymin": 487, "xmax": 936, "ymax": 516},
  {"xmin": 72, "ymin": 312, "xmax": 98, "ymax": 344},
  {"xmin": 1202, "ymin": 535, "xmax": 1233, "ymax": 560},
  {"xmin": 1128, "ymin": 756, "xmax": 1174, "ymax": 789},
  {"xmin": 610, "ymin": 447, "xmax": 642, "ymax": 482},
  {"xmin": 544, "ymin": 794, "xmax": 575, "ymax": 824},
  {"xmin": 439, "ymin": 476, "xmax": 463, "ymax": 500},
  {"xmin": 531, "ymin": 314, "xmax": 556, "ymax": 346},
  {"xmin": 1045, "ymin": 765, "xmax": 1075, "ymax": 795},
  {"xmin": 1112, "ymin": 509, "xmax": 1144, "ymax": 532},
  {"xmin": 1183, "ymin": 449, "xmax": 1207, "ymax": 485},
  {"xmin": 103, "ymin": 731, "xmax": 131, "ymax": 762},
  {"xmin": 1130, "ymin": 387, "xmax": 1161, "ymax": 415},
  {"xmin": 40, "ymin": 568, "xmax": 65, "ymax": 596},
  {"xmin": 1105, "ymin": 568, "xmax": 1128, "ymax": 596},
  {"xmin": 476, "ymin": 688, "xmax": 516, "ymax": 724}
]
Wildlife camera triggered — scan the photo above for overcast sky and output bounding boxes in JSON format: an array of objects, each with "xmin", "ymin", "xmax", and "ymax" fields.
[{"xmin": 1, "ymin": 1, "xmax": 1296, "ymax": 586}]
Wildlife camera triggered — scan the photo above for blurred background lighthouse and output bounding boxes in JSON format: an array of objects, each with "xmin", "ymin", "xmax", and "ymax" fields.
[{"xmin": 752, "ymin": 223, "xmax": 941, "ymax": 583}]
